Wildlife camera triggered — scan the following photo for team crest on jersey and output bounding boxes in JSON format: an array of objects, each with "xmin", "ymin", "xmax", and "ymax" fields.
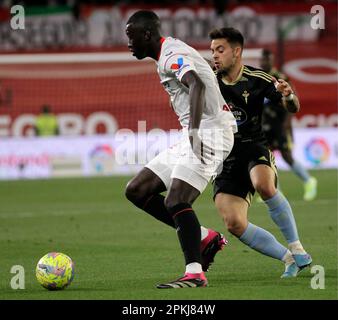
[{"xmin": 242, "ymin": 90, "xmax": 250, "ymax": 104}]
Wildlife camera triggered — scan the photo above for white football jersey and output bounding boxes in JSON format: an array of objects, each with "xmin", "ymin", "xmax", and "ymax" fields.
[{"xmin": 157, "ymin": 37, "xmax": 237, "ymax": 130}]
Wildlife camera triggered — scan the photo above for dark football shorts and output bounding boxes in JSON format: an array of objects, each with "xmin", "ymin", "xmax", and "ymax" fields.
[{"xmin": 213, "ymin": 142, "xmax": 277, "ymax": 205}]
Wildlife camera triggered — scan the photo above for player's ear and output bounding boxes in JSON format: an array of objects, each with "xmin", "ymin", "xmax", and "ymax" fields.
[{"xmin": 234, "ymin": 46, "xmax": 242, "ymax": 58}]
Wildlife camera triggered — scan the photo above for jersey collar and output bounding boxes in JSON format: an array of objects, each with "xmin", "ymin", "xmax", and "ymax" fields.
[{"xmin": 221, "ymin": 65, "xmax": 244, "ymax": 86}]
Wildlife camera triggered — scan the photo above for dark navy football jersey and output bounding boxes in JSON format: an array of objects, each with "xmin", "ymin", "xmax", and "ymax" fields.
[{"xmin": 217, "ymin": 65, "xmax": 283, "ymax": 143}]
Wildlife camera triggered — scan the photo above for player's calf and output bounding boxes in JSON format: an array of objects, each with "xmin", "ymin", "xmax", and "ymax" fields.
[{"xmin": 125, "ymin": 174, "xmax": 176, "ymax": 228}]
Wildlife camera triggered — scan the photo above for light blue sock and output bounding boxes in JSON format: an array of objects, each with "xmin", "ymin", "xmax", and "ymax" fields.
[
  {"xmin": 265, "ymin": 190, "xmax": 299, "ymax": 243},
  {"xmin": 239, "ymin": 223, "xmax": 287, "ymax": 261},
  {"xmin": 291, "ymin": 160, "xmax": 310, "ymax": 182}
]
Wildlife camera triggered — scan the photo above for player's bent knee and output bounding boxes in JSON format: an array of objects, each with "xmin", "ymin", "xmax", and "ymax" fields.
[
  {"xmin": 124, "ymin": 180, "xmax": 136, "ymax": 201},
  {"xmin": 224, "ymin": 216, "xmax": 246, "ymax": 237},
  {"xmin": 125, "ymin": 180, "xmax": 145, "ymax": 204},
  {"xmin": 255, "ymin": 184, "xmax": 276, "ymax": 200}
]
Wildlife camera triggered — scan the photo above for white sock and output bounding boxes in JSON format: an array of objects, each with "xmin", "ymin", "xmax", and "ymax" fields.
[
  {"xmin": 200, "ymin": 226, "xmax": 209, "ymax": 241},
  {"xmin": 288, "ymin": 240, "xmax": 306, "ymax": 255},
  {"xmin": 282, "ymin": 250, "xmax": 295, "ymax": 265},
  {"xmin": 186, "ymin": 262, "xmax": 203, "ymax": 274}
]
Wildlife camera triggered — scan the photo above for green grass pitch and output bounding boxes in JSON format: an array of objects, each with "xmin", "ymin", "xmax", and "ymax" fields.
[{"xmin": 0, "ymin": 169, "xmax": 336, "ymax": 300}]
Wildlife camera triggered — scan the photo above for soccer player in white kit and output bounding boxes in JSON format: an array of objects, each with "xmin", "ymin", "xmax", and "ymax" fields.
[{"xmin": 125, "ymin": 10, "xmax": 237, "ymax": 288}]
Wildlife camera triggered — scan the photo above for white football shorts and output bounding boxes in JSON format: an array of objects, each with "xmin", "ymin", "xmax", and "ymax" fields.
[{"xmin": 145, "ymin": 116, "xmax": 236, "ymax": 193}]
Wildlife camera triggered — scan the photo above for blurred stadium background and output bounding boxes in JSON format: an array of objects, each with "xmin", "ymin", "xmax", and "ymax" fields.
[
  {"xmin": 0, "ymin": 0, "xmax": 337, "ymax": 179},
  {"xmin": 0, "ymin": 0, "xmax": 337, "ymax": 300}
]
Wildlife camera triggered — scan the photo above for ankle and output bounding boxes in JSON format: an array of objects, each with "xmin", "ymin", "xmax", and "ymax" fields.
[{"xmin": 288, "ymin": 240, "xmax": 306, "ymax": 255}]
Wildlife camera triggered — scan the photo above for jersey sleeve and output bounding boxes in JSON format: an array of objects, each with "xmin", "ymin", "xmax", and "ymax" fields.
[{"xmin": 161, "ymin": 50, "xmax": 197, "ymax": 82}]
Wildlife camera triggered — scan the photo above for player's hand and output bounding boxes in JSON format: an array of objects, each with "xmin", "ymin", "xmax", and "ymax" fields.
[
  {"xmin": 188, "ymin": 129, "xmax": 214, "ymax": 164},
  {"xmin": 272, "ymin": 77, "xmax": 293, "ymax": 97}
]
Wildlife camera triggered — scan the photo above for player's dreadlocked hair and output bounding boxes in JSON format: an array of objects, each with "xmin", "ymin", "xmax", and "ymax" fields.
[
  {"xmin": 209, "ymin": 27, "xmax": 244, "ymax": 49},
  {"xmin": 127, "ymin": 10, "xmax": 161, "ymax": 32}
]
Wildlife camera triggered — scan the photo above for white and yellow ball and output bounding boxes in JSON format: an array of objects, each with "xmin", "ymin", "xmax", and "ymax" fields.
[{"xmin": 36, "ymin": 252, "xmax": 75, "ymax": 290}]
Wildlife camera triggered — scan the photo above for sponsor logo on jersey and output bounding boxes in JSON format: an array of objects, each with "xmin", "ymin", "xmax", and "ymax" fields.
[
  {"xmin": 227, "ymin": 102, "xmax": 248, "ymax": 126},
  {"xmin": 177, "ymin": 64, "xmax": 190, "ymax": 76},
  {"xmin": 170, "ymin": 57, "xmax": 190, "ymax": 76},
  {"xmin": 170, "ymin": 57, "xmax": 184, "ymax": 70}
]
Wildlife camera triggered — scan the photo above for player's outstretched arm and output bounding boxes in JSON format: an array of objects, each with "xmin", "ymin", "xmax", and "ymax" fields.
[{"xmin": 273, "ymin": 77, "xmax": 300, "ymax": 113}]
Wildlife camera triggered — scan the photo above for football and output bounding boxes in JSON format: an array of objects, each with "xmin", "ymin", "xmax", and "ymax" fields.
[{"xmin": 36, "ymin": 252, "xmax": 75, "ymax": 290}]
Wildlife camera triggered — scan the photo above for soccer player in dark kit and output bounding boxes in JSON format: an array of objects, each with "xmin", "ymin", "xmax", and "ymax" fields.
[{"xmin": 209, "ymin": 27, "xmax": 312, "ymax": 277}]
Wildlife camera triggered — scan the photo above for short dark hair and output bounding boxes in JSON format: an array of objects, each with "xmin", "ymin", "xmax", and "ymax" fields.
[
  {"xmin": 209, "ymin": 27, "xmax": 244, "ymax": 48},
  {"xmin": 127, "ymin": 10, "xmax": 161, "ymax": 30}
]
